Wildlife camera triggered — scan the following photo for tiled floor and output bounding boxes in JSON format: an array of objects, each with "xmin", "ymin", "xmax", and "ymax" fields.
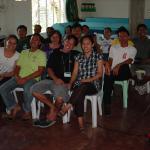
[{"xmin": 0, "ymin": 84, "xmax": 150, "ymax": 150}]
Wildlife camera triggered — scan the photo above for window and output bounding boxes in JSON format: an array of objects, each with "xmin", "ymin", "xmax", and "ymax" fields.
[
  {"xmin": 15, "ymin": 0, "xmax": 27, "ymax": 1},
  {"xmin": 32, "ymin": 0, "xmax": 66, "ymax": 33}
]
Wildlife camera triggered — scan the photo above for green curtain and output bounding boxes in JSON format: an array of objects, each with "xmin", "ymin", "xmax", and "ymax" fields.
[{"xmin": 66, "ymin": 0, "xmax": 79, "ymax": 22}]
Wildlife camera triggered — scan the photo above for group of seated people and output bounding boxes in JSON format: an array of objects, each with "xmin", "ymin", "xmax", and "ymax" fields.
[{"xmin": 0, "ymin": 22, "xmax": 150, "ymax": 131}]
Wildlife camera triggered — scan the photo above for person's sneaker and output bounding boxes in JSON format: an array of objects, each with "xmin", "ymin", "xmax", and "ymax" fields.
[
  {"xmin": 33, "ymin": 120, "xmax": 41, "ymax": 127},
  {"xmin": 33, "ymin": 120, "xmax": 56, "ymax": 128}
]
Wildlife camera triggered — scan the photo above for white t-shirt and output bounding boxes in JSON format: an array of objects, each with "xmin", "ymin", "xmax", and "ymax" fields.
[
  {"xmin": 0, "ymin": 47, "xmax": 20, "ymax": 74},
  {"xmin": 99, "ymin": 38, "xmax": 112, "ymax": 54},
  {"xmin": 109, "ymin": 44, "xmax": 137, "ymax": 69}
]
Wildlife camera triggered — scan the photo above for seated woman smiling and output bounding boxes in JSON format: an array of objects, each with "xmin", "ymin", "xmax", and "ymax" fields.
[
  {"xmin": 59, "ymin": 35, "xmax": 103, "ymax": 131},
  {"xmin": 0, "ymin": 35, "xmax": 19, "ymax": 113}
]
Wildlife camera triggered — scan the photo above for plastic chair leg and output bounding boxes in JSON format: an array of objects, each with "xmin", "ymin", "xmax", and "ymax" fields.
[
  {"xmin": 147, "ymin": 82, "xmax": 150, "ymax": 93},
  {"xmin": 31, "ymin": 98, "xmax": 37, "ymax": 120},
  {"xmin": 91, "ymin": 96, "xmax": 97, "ymax": 128},
  {"xmin": 97, "ymin": 96, "xmax": 103, "ymax": 116},
  {"xmin": 122, "ymin": 82, "xmax": 128, "ymax": 108},
  {"xmin": 84, "ymin": 99, "xmax": 87, "ymax": 113}
]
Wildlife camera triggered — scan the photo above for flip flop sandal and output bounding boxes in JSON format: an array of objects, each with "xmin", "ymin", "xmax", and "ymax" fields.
[
  {"xmin": 57, "ymin": 103, "xmax": 72, "ymax": 118},
  {"xmin": 2, "ymin": 113, "xmax": 14, "ymax": 120}
]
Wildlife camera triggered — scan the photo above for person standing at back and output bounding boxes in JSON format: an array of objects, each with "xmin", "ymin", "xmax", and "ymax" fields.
[
  {"xmin": 16, "ymin": 25, "xmax": 30, "ymax": 53},
  {"xmin": 99, "ymin": 27, "xmax": 112, "ymax": 61}
]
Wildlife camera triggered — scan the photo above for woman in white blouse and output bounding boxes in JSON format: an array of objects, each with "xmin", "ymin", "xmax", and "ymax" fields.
[
  {"xmin": 0, "ymin": 35, "xmax": 19, "ymax": 112},
  {"xmin": 0, "ymin": 35, "xmax": 19, "ymax": 81}
]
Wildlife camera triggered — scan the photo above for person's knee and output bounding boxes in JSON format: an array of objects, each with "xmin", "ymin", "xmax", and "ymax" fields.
[
  {"xmin": 32, "ymin": 91, "xmax": 40, "ymax": 97},
  {"xmin": 30, "ymin": 85, "xmax": 35, "ymax": 94},
  {"xmin": 30, "ymin": 81, "xmax": 48, "ymax": 95}
]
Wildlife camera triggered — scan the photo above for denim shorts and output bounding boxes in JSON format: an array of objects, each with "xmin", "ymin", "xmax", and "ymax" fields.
[{"xmin": 30, "ymin": 79, "xmax": 70, "ymax": 102}]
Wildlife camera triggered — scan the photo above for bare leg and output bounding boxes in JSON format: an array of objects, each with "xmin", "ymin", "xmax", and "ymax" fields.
[
  {"xmin": 78, "ymin": 117, "xmax": 84, "ymax": 130},
  {"xmin": 33, "ymin": 92, "xmax": 54, "ymax": 109},
  {"xmin": 46, "ymin": 97, "xmax": 63, "ymax": 121},
  {"xmin": 47, "ymin": 97, "xmax": 64, "ymax": 120},
  {"xmin": 12, "ymin": 104, "xmax": 21, "ymax": 118},
  {"xmin": 32, "ymin": 92, "xmax": 56, "ymax": 120},
  {"xmin": 58, "ymin": 103, "xmax": 72, "ymax": 117}
]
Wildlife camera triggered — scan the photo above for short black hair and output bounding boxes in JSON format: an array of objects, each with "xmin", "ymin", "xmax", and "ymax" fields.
[
  {"xmin": 82, "ymin": 25, "xmax": 89, "ymax": 29},
  {"xmin": 34, "ymin": 24, "xmax": 42, "ymax": 29},
  {"xmin": 72, "ymin": 23, "xmax": 82, "ymax": 29},
  {"xmin": 46, "ymin": 26, "xmax": 54, "ymax": 31},
  {"xmin": 137, "ymin": 24, "xmax": 147, "ymax": 31},
  {"xmin": 104, "ymin": 27, "xmax": 112, "ymax": 33},
  {"xmin": 17, "ymin": 25, "xmax": 27, "ymax": 32},
  {"xmin": 50, "ymin": 30, "xmax": 62, "ymax": 44},
  {"xmin": 5, "ymin": 34, "xmax": 18, "ymax": 47},
  {"xmin": 31, "ymin": 33, "xmax": 41, "ymax": 42},
  {"xmin": 116, "ymin": 26, "xmax": 129, "ymax": 36},
  {"xmin": 65, "ymin": 25, "xmax": 72, "ymax": 33},
  {"xmin": 65, "ymin": 35, "xmax": 78, "ymax": 46},
  {"xmin": 6, "ymin": 34, "xmax": 18, "ymax": 44}
]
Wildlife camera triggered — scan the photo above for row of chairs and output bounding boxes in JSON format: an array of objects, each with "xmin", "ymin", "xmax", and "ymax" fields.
[
  {"xmin": 12, "ymin": 88, "xmax": 71, "ymax": 124},
  {"xmin": 12, "ymin": 79, "xmax": 129, "ymax": 128},
  {"xmin": 12, "ymin": 80, "xmax": 150, "ymax": 128}
]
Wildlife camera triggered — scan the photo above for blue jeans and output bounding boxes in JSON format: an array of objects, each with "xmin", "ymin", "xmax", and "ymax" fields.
[{"xmin": 0, "ymin": 77, "xmax": 37, "ymax": 112}]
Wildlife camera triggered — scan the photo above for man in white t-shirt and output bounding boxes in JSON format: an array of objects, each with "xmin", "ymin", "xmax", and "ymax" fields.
[{"xmin": 103, "ymin": 27, "xmax": 137, "ymax": 115}]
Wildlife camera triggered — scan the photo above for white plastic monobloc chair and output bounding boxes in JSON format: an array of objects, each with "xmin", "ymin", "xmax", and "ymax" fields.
[
  {"xmin": 130, "ymin": 79, "xmax": 150, "ymax": 94},
  {"xmin": 12, "ymin": 87, "xmax": 44, "ymax": 120},
  {"xmin": 84, "ymin": 86, "xmax": 103, "ymax": 128},
  {"xmin": 114, "ymin": 80, "xmax": 128, "ymax": 108},
  {"xmin": 12, "ymin": 88, "xmax": 70, "ymax": 124},
  {"xmin": 147, "ymin": 81, "xmax": 150, "ymax": 93}
]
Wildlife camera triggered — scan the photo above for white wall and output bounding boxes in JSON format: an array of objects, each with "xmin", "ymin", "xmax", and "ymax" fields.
[
  {"xmin": 0, "ymin": 0, "xmax": 32, "ymax": 36},
  {"xmin": 145, "ymin": 0, "xmax": 150, "ymax": 19},
  {"xmin": 1, "ymin": 0, "xmax": 150, "ymax": 36},
  {"xmin": 0, "ymin": 0, "xmax": 7, "ymax": 36},
  {"xmin": 0, "ymin": 12, "xmax": 5, "ymax": 36},
  {"xmin": 77, "ymin": 0, "xmax": 130, "ymax": 19},
  {"xmin": 77, "ymin": 0, "xmax": 150, "ymax": 20}
]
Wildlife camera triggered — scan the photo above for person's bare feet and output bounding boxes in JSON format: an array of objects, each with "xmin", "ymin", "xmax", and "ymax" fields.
[
  {"xmin": 57, "ymin": 103, "xmax": 72, "ymax": 117},
  {"xmin": 78, "ymin": 117, "xmax": 84, "ymax": 131},
  {"xmin": 46, "ymin": 108, "xmax": 57, "ymax": 121},
  {"xmin": 12, "ymin": 104, "xmax": 21, "ymax": 118},
  {"xmin": 22, "ymin": 112, "xmax": 32, "ymax": 120}
]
